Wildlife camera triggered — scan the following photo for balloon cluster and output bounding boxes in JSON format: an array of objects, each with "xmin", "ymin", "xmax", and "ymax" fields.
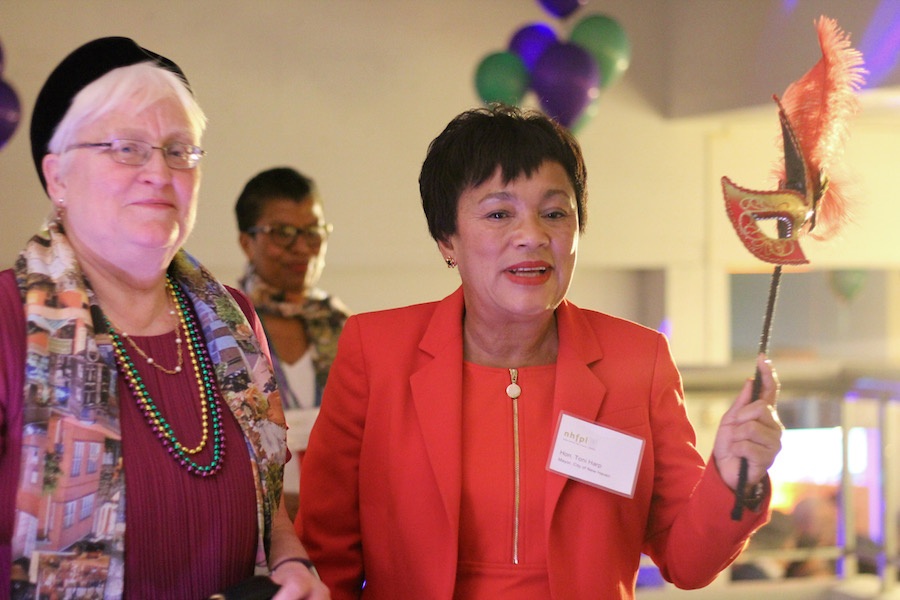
[
  {"xmin": 474, "ymin": 0, "xmax": 630, "ymax": 130},
  {"xmin": 0, "ymin": 38, "xmax": 21, "ymax": 151}
]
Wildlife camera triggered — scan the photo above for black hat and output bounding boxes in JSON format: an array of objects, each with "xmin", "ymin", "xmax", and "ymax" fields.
[{"xmin": 30, "ymin": 36, "xmax": 191, "ymax": 192}]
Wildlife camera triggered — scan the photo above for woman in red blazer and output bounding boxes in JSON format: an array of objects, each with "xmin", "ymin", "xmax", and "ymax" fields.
[{"xmin": 297, "ymin": 105, "xmax": 782, "ymax": 599}]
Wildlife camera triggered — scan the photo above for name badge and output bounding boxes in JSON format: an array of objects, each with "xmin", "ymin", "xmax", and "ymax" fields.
[{"xmin": 546, "ymin": 411, "xmax": 645, "ymax": 498}]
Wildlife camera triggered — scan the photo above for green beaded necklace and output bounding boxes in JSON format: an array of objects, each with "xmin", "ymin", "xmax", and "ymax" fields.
[{"xmin": 105, "ymin": 276, "xmax": 225, "ymax": 476}]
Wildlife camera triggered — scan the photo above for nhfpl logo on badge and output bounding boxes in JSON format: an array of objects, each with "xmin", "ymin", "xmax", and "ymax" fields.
[
  {"xmin": 562, "ymin": 429, "xmax": 598, "ymax": 451},
  {"xmin": 548, "ymin": 411, "xmax": 645, "ymax": 498}
]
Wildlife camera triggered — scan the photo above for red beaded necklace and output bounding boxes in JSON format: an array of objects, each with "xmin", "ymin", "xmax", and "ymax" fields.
[{"xmin": 105, "ymin": 276, "xmax": 225, "ymax": 476}]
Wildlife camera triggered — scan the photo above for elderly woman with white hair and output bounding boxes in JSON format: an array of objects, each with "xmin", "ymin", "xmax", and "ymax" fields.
[{"xmin": 0, "ymin": 37, "xmax": 328, "ymax": 600}]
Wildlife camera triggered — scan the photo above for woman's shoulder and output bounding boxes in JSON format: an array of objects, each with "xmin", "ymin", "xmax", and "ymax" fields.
[
  {"xmin": 224, "ymin": 284, "xmax": 255, "ymax": 321},
  {"xmin": 349, "ymin": 298, "xmax": 443, "ymax": 329},
  {"xmin": 307, "ymin": 287, "xmax": 351, "ymax": 318},
  {"xmin": 0, "ymin": 269, "xmax": 24, "ymax": 327},
  {"xmin": 0, "ymin": 268, "xmax": 18, "ymax": 291},
  {"xmin": 560, "ymin": 299, "xmax": 664, "ymax": 340},
  {"xmin": 0, "ymin": 268, "xmax": 26, "ymax": 409}
]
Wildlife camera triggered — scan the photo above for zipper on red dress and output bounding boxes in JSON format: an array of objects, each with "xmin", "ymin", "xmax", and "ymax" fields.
[{"xmin": 507, "ymin": 368, "xmax": 521, "ymax": 565}]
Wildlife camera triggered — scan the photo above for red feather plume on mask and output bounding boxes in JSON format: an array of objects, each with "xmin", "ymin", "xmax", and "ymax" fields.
[{"xmin": 775, "ymin": 16, "xmax": 866, "ymax": 241}]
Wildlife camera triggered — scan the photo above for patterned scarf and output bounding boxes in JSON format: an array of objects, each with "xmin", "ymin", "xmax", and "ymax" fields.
[
  {"xmin": 238, "ymin": 264, "xmax": 349, "ymax": 408},
  {"xmin": 12, "ymin": 220, "xmax": 286, "ymax": 597}
]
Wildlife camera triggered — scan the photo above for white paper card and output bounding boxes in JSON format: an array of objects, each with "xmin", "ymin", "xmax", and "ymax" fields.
[{"xmin": 546, "ymin": 411, "xmax": 645, "ymax": 498}]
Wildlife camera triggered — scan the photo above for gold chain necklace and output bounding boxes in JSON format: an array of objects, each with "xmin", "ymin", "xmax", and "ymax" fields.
[
  {"xmin": 106, "ymin": 280, "xmax": 185, "ymax": 375},
  {"xmin": 105, "ymin": 276, "xmax": 220, "ymax": 463}
]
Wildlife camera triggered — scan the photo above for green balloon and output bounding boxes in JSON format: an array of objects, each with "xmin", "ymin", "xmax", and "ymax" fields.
[
  {"xmin": 570, "ymin": 14, "xmax": 631, "ymax": 87},
  {"xmin": 828, "ymin": 269, "xmax": 868, "ymax": 303},
  {"xmin": 475, "ymin": 51, "xmax": 529, "ymax": 106},
  {"xmin": 571, "ymin": 96, "xmax": 600, "ymax": 134}
]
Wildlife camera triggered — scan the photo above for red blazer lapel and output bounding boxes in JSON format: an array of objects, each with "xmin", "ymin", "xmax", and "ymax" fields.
[
  {"xmin": 410, "ymin": 288, "xmax": 465, "ymax": 539},
  {"xmin": 546, "ymin": 300, "xmax": 608, "ymax": 520}
]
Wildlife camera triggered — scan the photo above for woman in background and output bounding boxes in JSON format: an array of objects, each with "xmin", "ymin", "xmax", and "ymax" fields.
[
  {"xmin": 0, "ymin": 37, "xmax": 328, "ymax": 599},
  {"xmin": 236, "ymin": 167, "xmax": 350, "ymax": 519},
  {"xmin": 298, "ymin": 105, "xmax": 782, "ymax": 599}
]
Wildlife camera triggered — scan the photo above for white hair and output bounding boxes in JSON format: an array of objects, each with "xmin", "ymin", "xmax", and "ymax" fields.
[{"xmin": 47, "ymin": 62, "xmax": 207, "ymax": 154}]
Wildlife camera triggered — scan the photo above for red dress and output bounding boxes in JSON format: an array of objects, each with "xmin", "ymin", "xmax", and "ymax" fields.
[{"xmin": 456, "ymin": 363, "xmax": 555, "ymax": 598}]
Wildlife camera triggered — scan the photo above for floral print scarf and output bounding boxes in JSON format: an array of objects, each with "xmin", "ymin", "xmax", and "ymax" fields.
[
  {"xmin": 11, "ymin": 220, "xmax": 286, "ymax": 598},
  {"xmin": 238, "ymin": 264, "xmax": 350, "ymax": 408}
]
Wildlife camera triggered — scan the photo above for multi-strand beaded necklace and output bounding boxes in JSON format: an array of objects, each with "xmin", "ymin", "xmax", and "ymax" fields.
[{"xmin": 105, "ymin": 276, "xmax": 225, "ymax": 476}]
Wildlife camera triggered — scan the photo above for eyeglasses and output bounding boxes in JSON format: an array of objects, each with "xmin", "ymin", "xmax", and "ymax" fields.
[
  {"xmin": 65, "ymin": 139, "xmax": 206, "ymax": 169},
  {"xmin": 246, "ymin": 223, "xmax": 333, "ymax": 248}
]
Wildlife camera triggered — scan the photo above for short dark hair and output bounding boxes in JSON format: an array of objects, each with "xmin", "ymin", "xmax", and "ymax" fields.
[
  {"xmin": 235, "ymin": 167, "xmax": 317, "ymax": 232},
  {"xmin": 418, "ymin": 104, "xmax": 587, "ymax": 243}
]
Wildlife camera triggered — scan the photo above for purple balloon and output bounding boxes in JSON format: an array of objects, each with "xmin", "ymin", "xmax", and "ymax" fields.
[
  {"xmin": 508, "ymin": 23, "xmax": 557, "ymax": 73},
  {"xmin": 530, "ymin": 42, "xmax": 598, "ymax": 127},
  {"xmin": 0, "ymin": 79, "xmax": 21, "ymax": 150},
  {"xmin": 538, "ymin": 0, "xmax": 585, "ymax": 19}
]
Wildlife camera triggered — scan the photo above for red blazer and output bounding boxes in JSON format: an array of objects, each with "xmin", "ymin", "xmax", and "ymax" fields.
[{"xmin": 297, "ymin": 288, "xmax": 769, "ymax": 599}]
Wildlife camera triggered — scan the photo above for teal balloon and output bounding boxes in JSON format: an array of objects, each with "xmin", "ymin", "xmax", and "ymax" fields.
[
  {"xmin": 475, "ymin": 51, "xmax": 530, "ymax": 106},
  {"xmin": 570, "ymin": 14, "xmax": 631, "ymax": 87}
]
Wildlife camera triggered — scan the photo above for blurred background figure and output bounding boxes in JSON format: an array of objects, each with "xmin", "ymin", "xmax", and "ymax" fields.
[
  {"xmin": 786, "ymin": 495, "xmax": 839, "ymax": 578},
  {"xmin": 731, "ymin": 509, "xmax": 795, "ymax": 581},
  {"xmin": 236, "ymin": 167, "xmax": 350, "ymax": 519}
]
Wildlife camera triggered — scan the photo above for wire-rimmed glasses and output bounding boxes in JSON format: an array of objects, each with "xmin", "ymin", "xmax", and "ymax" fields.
[{"xmin": 65, "ymin": 139, "xmax": 206, "ymax": 169}]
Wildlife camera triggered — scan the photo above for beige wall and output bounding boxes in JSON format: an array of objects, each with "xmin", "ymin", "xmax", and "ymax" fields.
[{"xmin": 1, "ymin": 0, "xmax": 898, "ymax": 366}]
